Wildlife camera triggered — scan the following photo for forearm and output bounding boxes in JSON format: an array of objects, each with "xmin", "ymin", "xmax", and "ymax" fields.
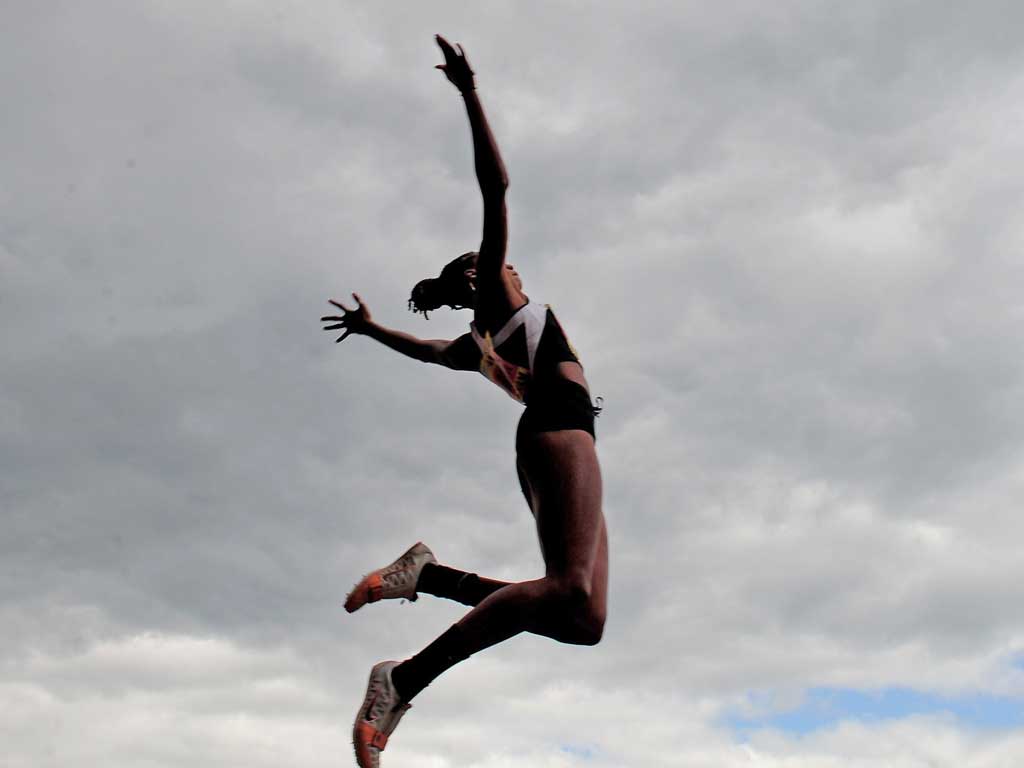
[
  {"xmin": 461, "ymin": 89, "xmax": 508, "ymax": 197},
  {"xmin": 365, "ymin": 322, "xmax": 445, "ymax": 364}
]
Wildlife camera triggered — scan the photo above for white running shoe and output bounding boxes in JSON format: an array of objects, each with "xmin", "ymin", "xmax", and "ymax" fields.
[
  {"xmin": 352, "ymin": 661, "xmax": 410, "ymax": 768},
  {"xmin": 344, "ymin": 542, "xmax": 437, "ymax": 613}
]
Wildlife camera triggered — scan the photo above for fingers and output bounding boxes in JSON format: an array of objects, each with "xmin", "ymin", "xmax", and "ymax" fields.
[
  {"xmin": 435, "ymin": 34, "xmax": 454, "ymax": 56},
  {"xmin": 458, "ymin": 44, "xmax": 473, "ymax": 73},
  {"xmin": 436, "ymin": 35, "xmax": 468, "ymax": 66},
  {"xmin": 322, "ymin": 292, "xmax": 367, "ymax": 338}
]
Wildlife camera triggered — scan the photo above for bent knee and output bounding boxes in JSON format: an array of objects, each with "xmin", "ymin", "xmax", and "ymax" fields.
[
  {"xmin": 559, "ymin": 609, "xmax": 604, "ymax": 646},
  {"xmin": 547, "ymin": 574, "xmax": 593, "ymax": 609},
  {"xmin": 573, "ymin": 616, "xmax": 604, "ymax": 646},
  {"xmin": 546, "ymin": 577, "xmax": 605, "ymax": 646},
  {"xmin": 578, "ymin": 603, "xmax": 606, "ymax": 645}
]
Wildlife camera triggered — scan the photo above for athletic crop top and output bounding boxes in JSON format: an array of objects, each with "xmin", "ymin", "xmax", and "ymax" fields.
[{"xmin": 450, "ymin": 301, "xmax": 581, "ymax": 404}]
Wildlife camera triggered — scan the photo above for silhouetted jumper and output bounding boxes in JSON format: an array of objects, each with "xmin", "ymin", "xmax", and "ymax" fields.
[{"xmin": 322, "ymin": 34, "xmax": 608, "ymax": 768}]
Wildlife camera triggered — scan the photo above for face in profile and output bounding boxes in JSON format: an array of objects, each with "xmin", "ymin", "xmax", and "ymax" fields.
[
  {"xmin": 505, "ymin": 263, "xmax": 523, "ymax": 292},
  {"xmin": 462, "ymin": 261, "xmax": 523, "ymax": 296}
]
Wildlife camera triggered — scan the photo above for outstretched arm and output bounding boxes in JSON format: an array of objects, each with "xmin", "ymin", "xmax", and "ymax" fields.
[
  {"xmin": 321, "ymin": 295, "xmax": 474, "ymax": 369},
  {"xmin": 435, "ymin": 35, "xmax": 509, "ymax": 281}
]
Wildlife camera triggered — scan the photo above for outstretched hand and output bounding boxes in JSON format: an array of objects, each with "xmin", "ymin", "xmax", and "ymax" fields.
[
  {"xmin": 321, "ymin": 294, "xmax": 372, "ymax": 343},
  {"xmin": 435, "ymin": 34, "xmax": 475, "ymax": 93}
]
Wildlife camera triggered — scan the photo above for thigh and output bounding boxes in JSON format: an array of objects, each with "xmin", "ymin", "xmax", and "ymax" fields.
[
  {"xmin": 516, "ymin": 458, "xmax": 536, "ymax": 514},
  {"xmin": 518, "ymin": 429, "xmax": 605, "ymax": 581},
  {"xmin": 589, "ymin": 515, "xmax": 609, "ymax": 622}
]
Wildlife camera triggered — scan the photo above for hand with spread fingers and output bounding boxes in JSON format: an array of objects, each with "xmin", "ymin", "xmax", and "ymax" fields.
[
  {"xmin": 435, "ymin": 34, "xmax": 475, "ymax": 93},
  {"xmin": 321, "ymin": 294, "xmax": 372, "ymax": 343}
]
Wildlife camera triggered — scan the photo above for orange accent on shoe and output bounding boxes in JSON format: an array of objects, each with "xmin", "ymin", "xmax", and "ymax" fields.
[
  {"xmin": 353, "ymin": 721, "xmax": 387, "ymax": 766},
  {"xmin": 345, "ymin": 572, "xmax": 383, "ymax": 613},
  {"xmin": 366, "ymin": 572, "xmax": 383, "ymax": 602}
]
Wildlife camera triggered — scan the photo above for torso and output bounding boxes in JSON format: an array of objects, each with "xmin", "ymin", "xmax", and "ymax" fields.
[{"xmin": 466, "ymin": 300, "xmax": 587, "ymax": 405}]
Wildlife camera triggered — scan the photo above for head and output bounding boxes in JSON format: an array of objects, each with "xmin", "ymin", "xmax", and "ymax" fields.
[
  {"xmin": 408, "ymin": 252, "xmax": 524, "ymax": 318},
  {"xmin": 408, "ymin": 251, "xmax": 477, "ymax": 318}
]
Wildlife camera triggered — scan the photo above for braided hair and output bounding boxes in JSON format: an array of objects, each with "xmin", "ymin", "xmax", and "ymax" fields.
[{"xmin": 408, "ymin": 251, "xmax": 478, "ymax": 318}]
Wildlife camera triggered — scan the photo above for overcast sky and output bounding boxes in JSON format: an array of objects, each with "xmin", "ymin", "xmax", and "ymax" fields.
[{"xmin": 4, "ymin": 1, "xmax": 1024, "ymax": 766}]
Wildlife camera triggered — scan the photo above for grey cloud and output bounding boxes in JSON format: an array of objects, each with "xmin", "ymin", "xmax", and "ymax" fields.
[{"xmin": 5, "ymin": 1, "xmax": 1024, "ymax": 766}]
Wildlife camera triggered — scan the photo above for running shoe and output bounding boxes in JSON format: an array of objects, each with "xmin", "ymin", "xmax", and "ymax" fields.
[
  {"xmin": 352, "ymin": 660, "xmax": 410, "ymax": 768},
  {"xmin": 344, "ymin": 542, "xmax": 436, "ymax": 613}
]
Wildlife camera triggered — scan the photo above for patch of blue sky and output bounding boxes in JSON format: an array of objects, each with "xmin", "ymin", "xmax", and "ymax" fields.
[
  {"xmin": 560, "ymin": 743, "xmax": 600, "ymax": 760},
  {"xmin": 725, "ymin": 686, "xmax": 1024, "ymax": 738}
]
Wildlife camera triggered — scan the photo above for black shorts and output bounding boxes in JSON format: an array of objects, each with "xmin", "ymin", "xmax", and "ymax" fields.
[{"xmin": 516, "ymin": 377, "xmax": 597, "ymax": 454}]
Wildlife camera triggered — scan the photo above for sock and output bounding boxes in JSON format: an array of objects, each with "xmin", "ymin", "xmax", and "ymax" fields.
[
  {"xmin": 417, "ymin": 563, "xmax": 507, "ymax": 607},
  {"xmin": 391, "ymin": 624, "xmax": 471, "ymax": 703}
]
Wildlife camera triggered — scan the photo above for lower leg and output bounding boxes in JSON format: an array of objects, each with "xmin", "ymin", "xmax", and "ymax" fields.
[
  {"xmin": 416, "ymin": 562, "xmax": 511, "ymax": 607},
  {"xmin": 393, "ymin": 433, "xmax": 607, "ymax": 703},
  {"xmin": 391, "ymin": 575, "xmax": 595, "ymax": 702}
]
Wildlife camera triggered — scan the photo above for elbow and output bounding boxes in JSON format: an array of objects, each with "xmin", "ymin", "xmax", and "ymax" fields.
[
  {"xmin": 482, "ymin": 184, "xmax": 507, "ymax": 207},
  {"xmin": 482, "ymin": 174, "xmax": 508, "ymax": 200}
]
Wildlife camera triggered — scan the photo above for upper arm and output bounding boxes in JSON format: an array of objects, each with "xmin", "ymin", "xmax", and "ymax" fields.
[
  {"xmin": 437, "ymin": 333, "xmax": 479, "ymax": 371},
  {"xmin": 476, "ymin": 194, "xmax": 508, "ymax": 280}
]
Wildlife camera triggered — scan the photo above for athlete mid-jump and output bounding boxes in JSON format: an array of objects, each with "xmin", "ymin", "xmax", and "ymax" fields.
[{"xmin": 321, "ymin": 35, "xmax": 608, "ymax": 767}]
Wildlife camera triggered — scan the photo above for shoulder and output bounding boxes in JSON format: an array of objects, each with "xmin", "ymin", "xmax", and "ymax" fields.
[{"xmin": 440, "ymin": 333, "xmax": 481, "ymax": 371}]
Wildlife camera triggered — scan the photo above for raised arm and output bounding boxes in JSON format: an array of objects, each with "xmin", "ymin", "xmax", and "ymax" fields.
[
  {"xmin": 435, "ymin": 36, "xmax": 509, "ymax": 281},
  {"xmin": 321, "ymin": 295, "xmax": 475, "ymax": 370}
]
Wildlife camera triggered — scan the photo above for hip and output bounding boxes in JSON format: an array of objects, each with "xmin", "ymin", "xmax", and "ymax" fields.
[{"xmin": 516, "ymin": 376, "xmax": 598, "ymax": 454}]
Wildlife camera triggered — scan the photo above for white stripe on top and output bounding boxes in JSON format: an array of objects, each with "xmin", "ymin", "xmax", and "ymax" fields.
[
  {"xmin": 468, "ymin": 301, "xmax": 550, "ymax": 402},
  {"xmin": 470, "ymin": 301, "xmax": 547, "ymax": 373}
]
